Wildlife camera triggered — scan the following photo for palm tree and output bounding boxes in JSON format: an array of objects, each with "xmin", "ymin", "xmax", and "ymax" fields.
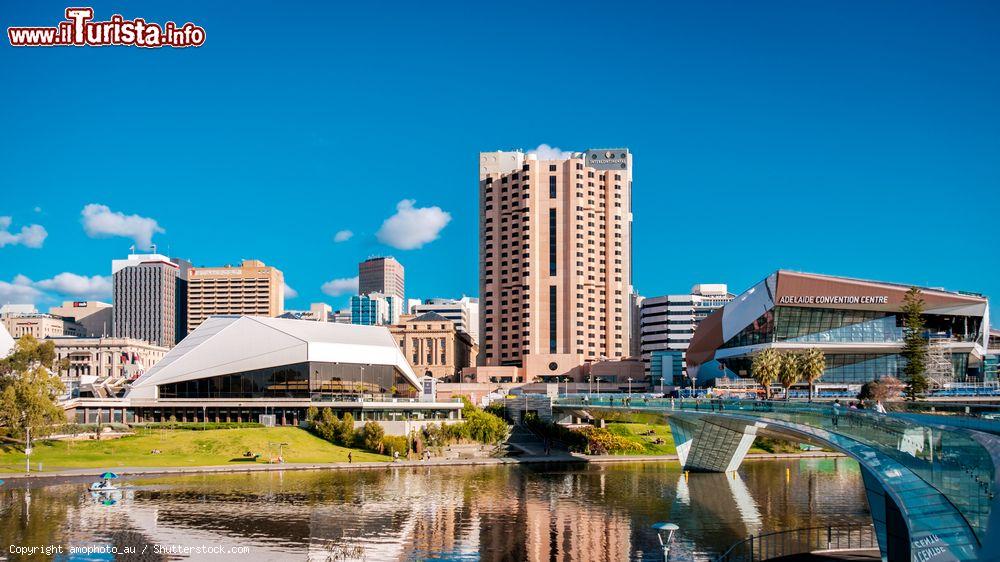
[
  {"xmin": 778, "ymin": 352, "xmax": 802, "ymax": 400},
  {"xmin": 751, "ymin": 348, "xmax": 781, "ymax": 399},
  {"xmin": 800, "ymin": 348, "xmax": 826, "ymax": 401}
]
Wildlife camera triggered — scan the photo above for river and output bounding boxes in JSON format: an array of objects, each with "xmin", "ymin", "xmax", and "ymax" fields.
[{"xmin": 0, "ymin": 458, "xmax": 870, "ymax": 561}]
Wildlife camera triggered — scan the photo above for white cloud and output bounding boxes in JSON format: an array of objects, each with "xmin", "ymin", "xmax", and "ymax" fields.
[
  {"xmin": 321, "ymin": 276, "xmax": 359, "ymax": 297},
  {"xmin": 34, "ymin": 272, "xmax": 112, "ymax": 299},
  {"xmin": 283, "ymin": 282, "xmax": 298, "ymax": 300},
  {"xmin": 375, "ymin": 199, "xmax": 451, "ymax": 250},
  {"xmin": 0, "ymin": 275, "xmax": 43, "ymax": 304},
  {"xmin": 81, "ymin": 204, "xmax": 164, "ymax": 250},
  {"xmin": 33, "ymin": 207, "xmax": 42, "ymax": 213},
  {"xmin": 0, "ymin": 272, "xmax": 112, "ymax": 304},
  {"xmin": 0, "ymin": 216, "xmax": 48, "ymax": 248},
  {"xmin": 528, "ymin": 143, "xmax": 574, "ymax": 161},
  {"xmin": 333, "ymin": 230, "xmax": 354, "ymax": 243}
]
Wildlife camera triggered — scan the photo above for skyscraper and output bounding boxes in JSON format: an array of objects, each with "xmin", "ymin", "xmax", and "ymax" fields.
[
  {"xmin": 478, "ymin": 148, "xmax": 632, "ymax": 377},
  {"xmin": 186, "ymin": 259, "xmax": 284, "ymax": 332},
  {"xmin": 112, "ymin": 253, "xmax": 190, "ymax": 347},
  {"xmin": 359, "ymin": 256, "xmax": 405, "ymax": 302},
  {"xmin": 640, "ymin": 284, "xmax": 734, "ymax": 386}
]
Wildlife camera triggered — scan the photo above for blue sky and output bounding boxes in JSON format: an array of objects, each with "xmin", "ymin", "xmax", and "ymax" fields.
[{"xmin": 1, "ymin": 1, "xmax": 998, "ymax": 323}]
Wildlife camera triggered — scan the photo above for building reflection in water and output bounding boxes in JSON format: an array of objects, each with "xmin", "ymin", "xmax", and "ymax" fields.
[{"xmin": 0, "ymin": 460, "xmax": 869, "ymax": 561}]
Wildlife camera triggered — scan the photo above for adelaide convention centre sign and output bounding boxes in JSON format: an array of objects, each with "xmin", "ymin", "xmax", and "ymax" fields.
[{"xmin": 778, "ymin": 295, "xmax": 889, "ymax": 305}]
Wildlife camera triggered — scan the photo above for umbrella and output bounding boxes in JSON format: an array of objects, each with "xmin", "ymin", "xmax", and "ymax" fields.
[{"xmin": 99, "ymin": 472, "xmax": 119, "ymax": 480}]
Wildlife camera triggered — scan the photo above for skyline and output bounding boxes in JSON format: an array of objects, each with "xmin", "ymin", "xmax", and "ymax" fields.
[{"xmin": 2, "ymin": 1, "xmax": 998, "ymax": 324}]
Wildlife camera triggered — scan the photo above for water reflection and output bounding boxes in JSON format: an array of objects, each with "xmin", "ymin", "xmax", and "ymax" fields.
[{"xmin": 0, "ymin": 459, "xmax": 870, "ymax": 561}]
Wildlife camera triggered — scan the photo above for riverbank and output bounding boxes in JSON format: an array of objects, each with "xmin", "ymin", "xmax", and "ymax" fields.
[
  {"xmin": 0, "ymin": 450, "xmax": 845, "ymax": 483},
  {"xmin": 0, "ymin": 427, "xmax": 388, "ymax": 473}
]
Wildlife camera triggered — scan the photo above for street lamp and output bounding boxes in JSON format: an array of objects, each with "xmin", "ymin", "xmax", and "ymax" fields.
[
  {"xmin": 596, "ymin": 377, "xmax": 602, "ymax": 396},
  {"xmin": 627, "ymin": 377, "xmax": 633, "ymax": 398},
  {"xmin": 651, "ymin": 522, "xmax": 679, "ymax": 559}
]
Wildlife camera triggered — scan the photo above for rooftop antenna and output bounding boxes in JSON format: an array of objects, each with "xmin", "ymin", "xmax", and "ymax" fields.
[{"xmin": 150, "ymin": 243, "xmax": 157, "ymax": 254}]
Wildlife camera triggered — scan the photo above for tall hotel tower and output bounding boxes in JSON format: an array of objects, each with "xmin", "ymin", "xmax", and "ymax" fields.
[
  {"xmin": 478, "ymin": 148, "xmax": 632, "ymax": 376},
  {"xmin": 112, "ymin": 253, "xmax": 191, "ymax": 348}
]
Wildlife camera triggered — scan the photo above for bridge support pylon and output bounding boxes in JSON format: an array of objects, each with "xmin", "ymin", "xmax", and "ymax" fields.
[{"xmin": 668, "ymin": 415, "xmax": 759, "ymax": 473}]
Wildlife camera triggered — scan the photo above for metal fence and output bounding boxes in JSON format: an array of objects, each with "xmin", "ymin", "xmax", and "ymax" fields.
[{"xmin": 716, "ymin": 524, "xmax": 877, "ymax": 562}]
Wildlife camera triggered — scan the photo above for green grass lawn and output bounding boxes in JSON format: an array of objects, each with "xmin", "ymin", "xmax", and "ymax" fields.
[
  {"xmin": 603, "ymin": 422, "xmax": 806, "ymax": 456},
  {"xmin": 0, "ymin": 427, "xmax": 388, "ymax": 472},
  {"xmin": 605, "ymin": 422, "xmax": 677, "ymax": 455}
]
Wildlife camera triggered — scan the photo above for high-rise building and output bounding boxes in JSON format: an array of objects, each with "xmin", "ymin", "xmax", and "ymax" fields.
[
  {"xmin": 359, "ymin": 256, "xmax": 405, "ymax": 301},
  {"xmin": 186, "ymin": 259, "xmax": 284, "ymax": 332},
  {"xmin": 350, "ymin": 292, "xmax": 401, "ymax": 326},
  {"xmin": 50, "ymin": 301, "xmax": 113, "ymax": 337},
  {"xmin": 112, "ymin": 253, "xmax": 191, "ymax": 348},
  {"xmin": 640, "ymin": 284, "xmax": 735, "ymax": 386},
  {"xmin": 478, "ymin": 148, "xmax": 633, "ymax": 378},
  {"xmin": 412, "ymin": 297, "xmax": 480, "ymax": 344}
]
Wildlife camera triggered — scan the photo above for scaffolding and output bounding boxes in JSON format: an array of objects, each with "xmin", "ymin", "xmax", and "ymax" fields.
[{"xmin": 925, "ymin": 336, "xmax": 954, "ymax": 387}]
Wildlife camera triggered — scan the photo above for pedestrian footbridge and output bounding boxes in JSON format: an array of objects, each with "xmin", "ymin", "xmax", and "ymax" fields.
[{"xmin": 552, "ymin": 398, "xmax": 1000, "ymax": 562}]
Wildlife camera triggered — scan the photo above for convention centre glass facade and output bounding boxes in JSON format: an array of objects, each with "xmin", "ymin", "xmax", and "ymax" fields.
[
  {"xmin": 721, "ymin": 306, "xmax": 981, "ymax": 349},
  {"xmin": 715, "ymin": 306, "xmax": 981, "ymax": 384},
  {"xmin": 157, "ymin": 361, "xmax": 419, "ymax": 399}
]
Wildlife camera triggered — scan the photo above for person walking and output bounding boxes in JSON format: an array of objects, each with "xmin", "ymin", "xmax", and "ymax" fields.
[
  {"xmin": 874, "ymin": 400, "xmax": 887, "ymax": 414},
  {"xmin": 832, "ymin": 399, "xmax": 841, "ymax": 427}
]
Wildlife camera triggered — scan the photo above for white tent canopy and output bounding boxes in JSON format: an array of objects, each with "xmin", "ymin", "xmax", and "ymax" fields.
[{"xmin": 128, "ymin": 316, "xmax": 419, "ymax": 399}]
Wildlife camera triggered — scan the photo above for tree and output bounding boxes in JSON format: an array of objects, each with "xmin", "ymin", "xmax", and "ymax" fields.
[
  {"xmin": 0, "ymin": 335, "xmax": 67, "ymax": 445},
  {"xmin": 859, "ymin": 376, "xmax": 900, "ymax": 404},
  {"xmin": 800, "ymin": 348, "xmax": 826, "ymax": 401},
  {"xmin": 900, "ymin": 287, "xmax": 929, "ymax": 400},
  {"xmin": 751, "ymin": 348, "xmax": 781, "ymax": 399},
  {"xmin": 778, "ymin": 352, "xmax": 802, "ymax": 399},
  {"xmin": 361, "ymin": 421, "xmax": 385, "ymax": 453}
]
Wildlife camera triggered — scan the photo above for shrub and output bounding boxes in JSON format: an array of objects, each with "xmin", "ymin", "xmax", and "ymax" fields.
[
  {"xmin": 382, "ymin": 435, "xmax": 409, "ymax": 456},
  {"xmin": 578, "ymin": 427, "xmax": 644, "ymax": 455}
]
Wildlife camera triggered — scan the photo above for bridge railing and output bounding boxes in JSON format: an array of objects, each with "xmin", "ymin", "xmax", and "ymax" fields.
[
  {"xmin": 716, "ymin": 524, "xmax": 877, "ymax": 562},
  {"xmin": 556, "ymin": 397, "xmax": 996, "ymax": 546}
]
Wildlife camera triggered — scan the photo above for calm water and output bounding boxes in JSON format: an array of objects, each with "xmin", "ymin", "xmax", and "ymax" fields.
[{"xmin": 0, "ymin": 458, "xmax": 870, "ymax": 561}]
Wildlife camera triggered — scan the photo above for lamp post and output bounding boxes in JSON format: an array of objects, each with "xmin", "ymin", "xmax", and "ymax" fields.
[
  {"xmin": 24, "ymin": 425, "xmax": 31, "ymax": 474},
  {"xmin": 627, "ymin": 377, "xmax": 633, "ymax": 399},
  {"xmin": 596, "ymin": 377, "xmax": 602, "ymax": 396},
  {"xmin": 651, "ymin": 522, "xmax": 679, "ymax": 559}
]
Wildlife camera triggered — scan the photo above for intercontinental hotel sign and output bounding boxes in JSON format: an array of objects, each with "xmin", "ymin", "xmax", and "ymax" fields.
[{"xmin": 778, "ymin": 295, "xmax": 889, "ymax": 305}]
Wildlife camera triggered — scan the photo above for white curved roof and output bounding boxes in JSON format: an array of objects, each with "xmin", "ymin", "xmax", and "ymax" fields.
[
  {"xmin": 128, "ymin": 316, "xmax": 418, "ymax": 399},
  {"xmin": 0, "ymin": 322, "xmax": 14, "ymax": 358}
]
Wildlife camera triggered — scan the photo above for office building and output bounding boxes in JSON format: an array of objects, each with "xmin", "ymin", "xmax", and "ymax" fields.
[
  {"xmin": 49, "ymin": 301, "xmax": 113, "ymax": 337},
  {"xmin": 986, "ymin": 329, "xmax": 1000, "ymax": 382},
  {"xmin": 478, "ymin": 148, "xmax": 632, "ymax": 380},
  {"xmin": 412, "ymin": 297, "xmax": 480, "ymax": 343},
  {"xmin": 390, "ymin": 312, "xmax": 477, "ymax": 381},
  {"xmin": 359, "ymin": 256, "xmax": 405, "ymax": 302},
  {"xmin": 687, "ymin": 271, "xmax": 991, "ymax": 387},
  {"xmin": 187, "ymin": 259, "xmax": 284, "ymax": 332},
  {"xmin": 350, "ymin": 292, "xmax": 401, "ymax": 326},
  {"xmin": 1, "ymin": 311, "xmax": 85, "ymax": 339},
  {"xmin": 0, "ymin": 304, "xmax": 37, "ymax": 316},
  {"xmin": 640, "ymin": 284, "xmax": 734, "ymax": 387},
  {"xmin": 112, "ymin": 253, "xmax": 191, "ymax": 348}
]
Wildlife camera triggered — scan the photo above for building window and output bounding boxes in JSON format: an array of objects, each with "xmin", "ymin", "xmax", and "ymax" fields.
[
  {"xmin": 549, "ymin": 176, "xmax": 557, "ymax": 198},
  {"xmin": 549, "ymin": 286, "xmax": 557, "ymax": 354},
  {"xmin": 549, "ymin": 209, "xmax": 557, "ymax": 275}
]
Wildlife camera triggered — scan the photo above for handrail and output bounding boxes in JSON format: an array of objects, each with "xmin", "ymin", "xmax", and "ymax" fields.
[{"xmin": 716, "ymin": 524, "xmax": 877, "ymax": 562}]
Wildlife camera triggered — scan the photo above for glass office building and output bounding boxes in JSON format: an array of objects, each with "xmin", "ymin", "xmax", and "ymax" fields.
[{"xmin": 687, "ymin": 271, "xmax": 991, "ymax": 387}]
